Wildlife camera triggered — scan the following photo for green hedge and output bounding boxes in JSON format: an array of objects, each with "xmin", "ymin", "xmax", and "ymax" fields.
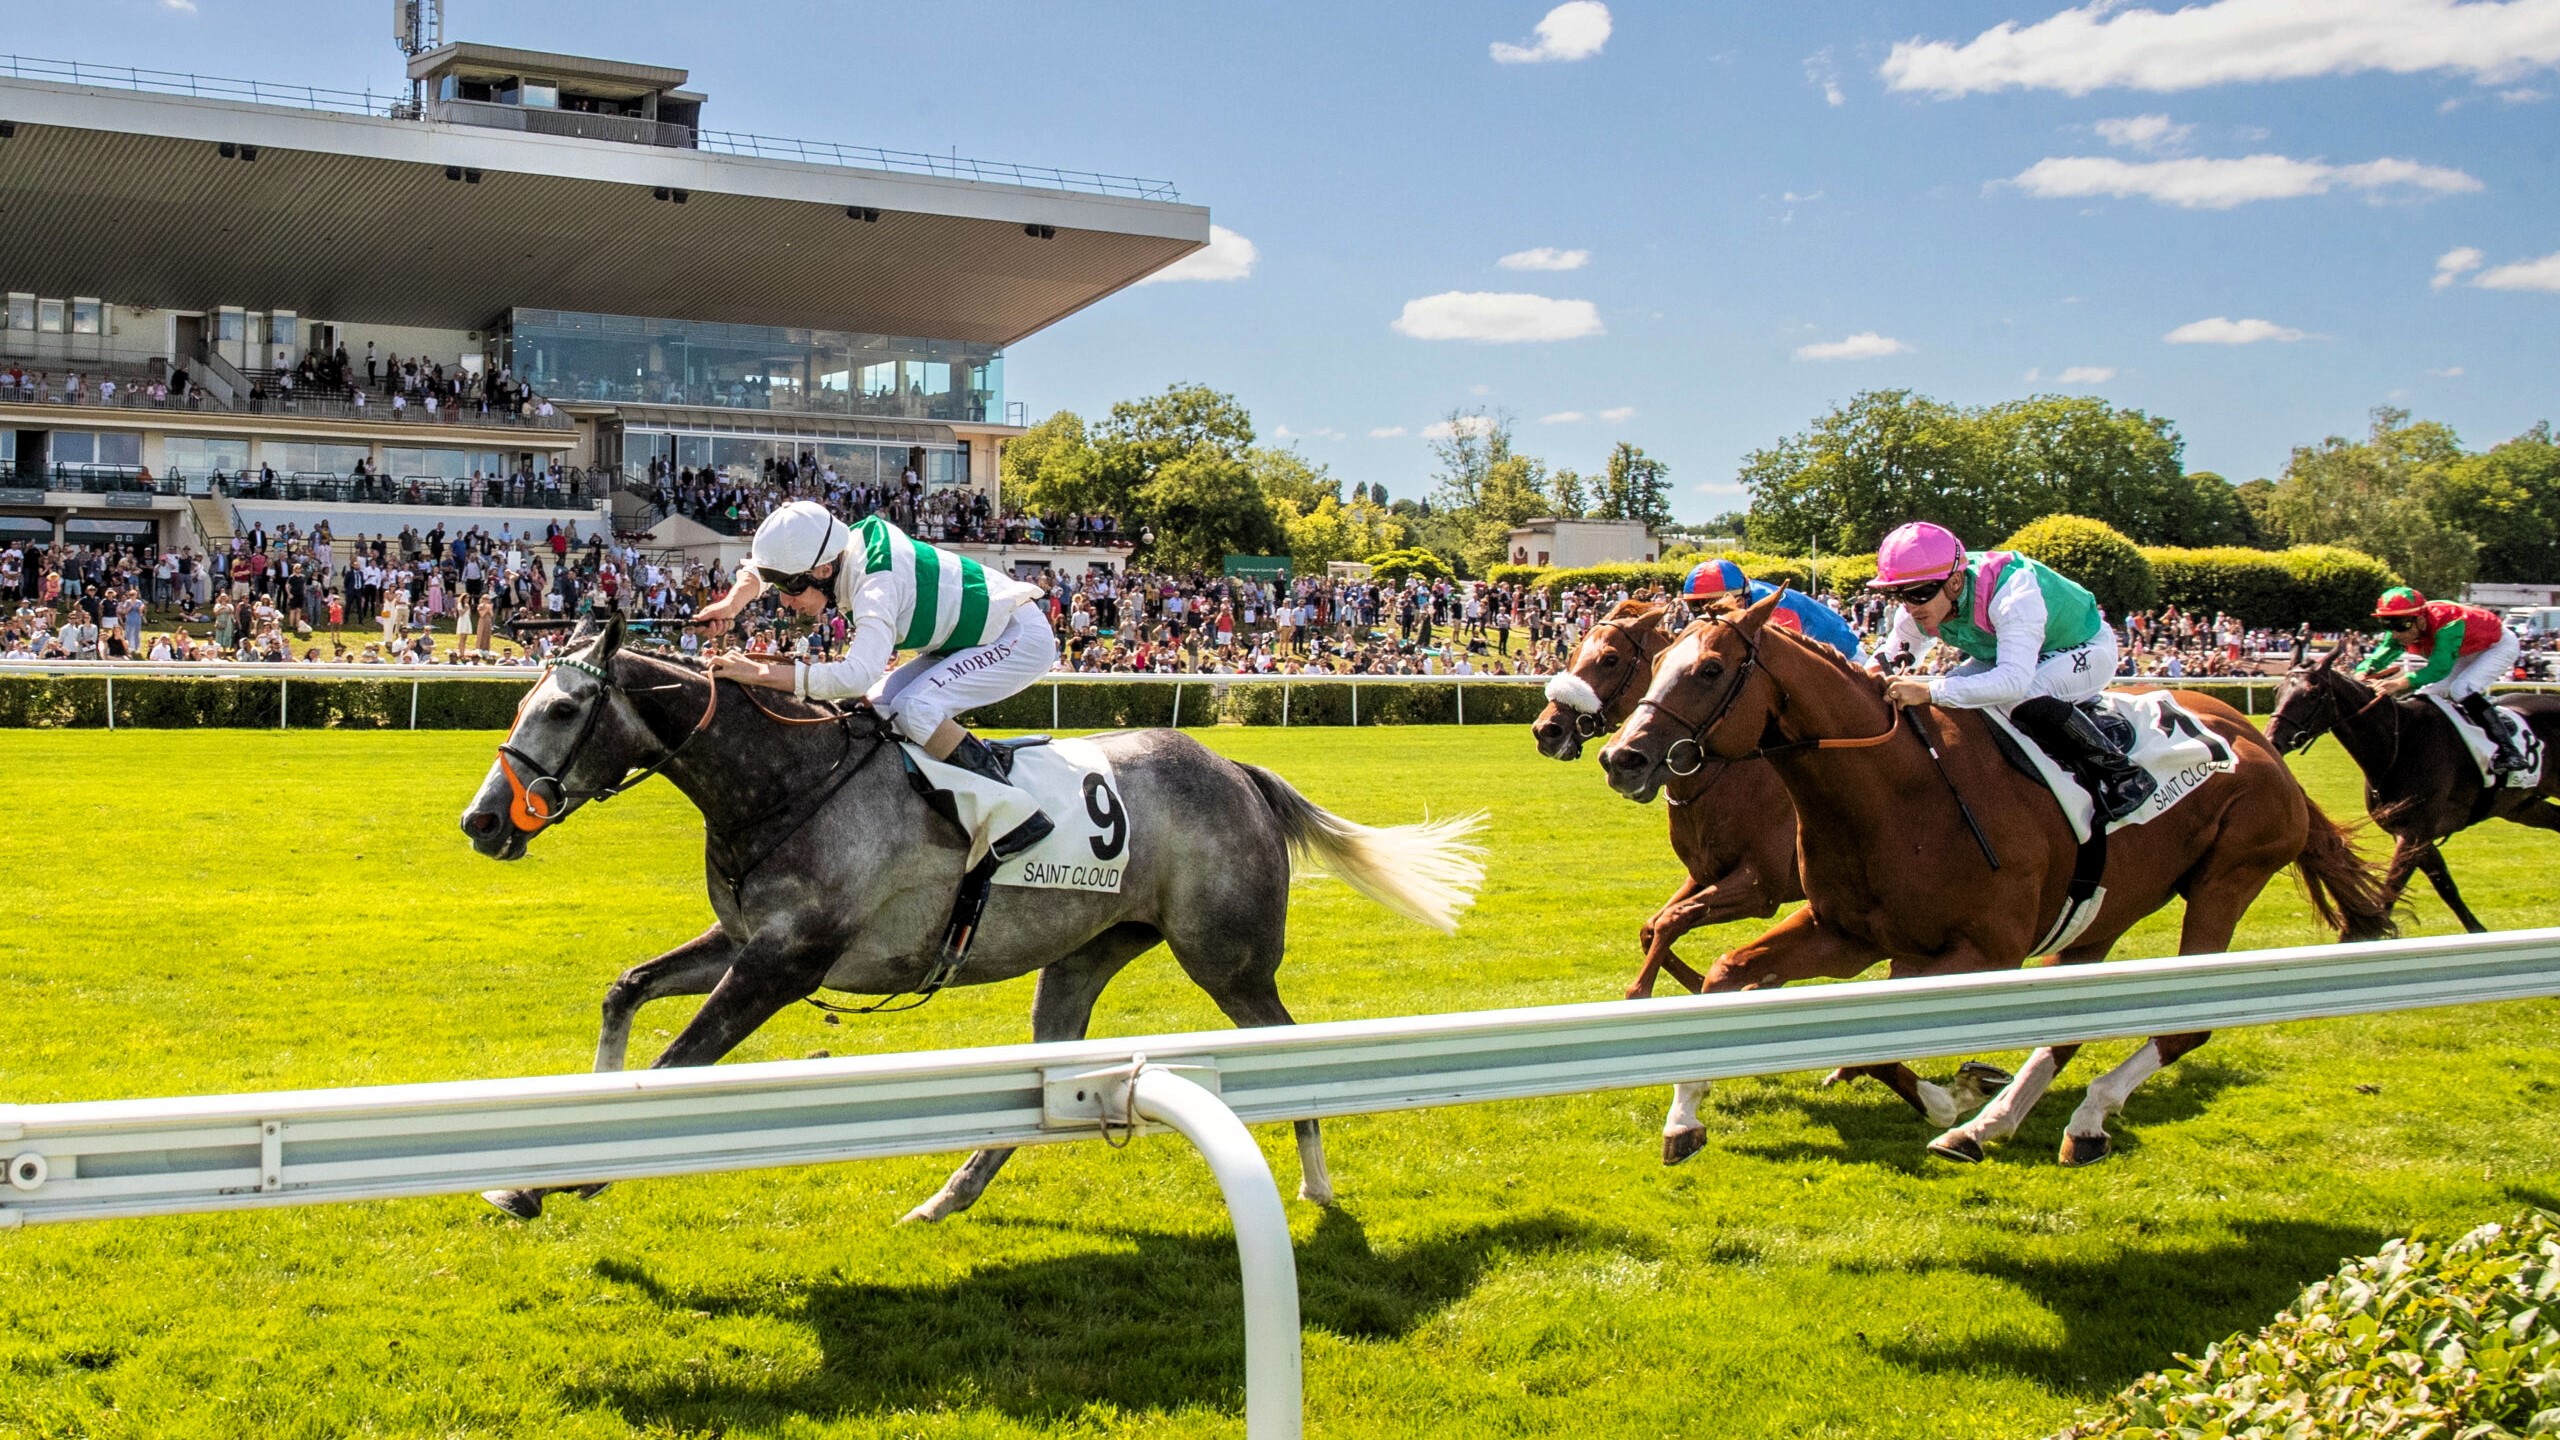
[
  {"xmin": 2057, "ymin": 1210, "xmax": 2560, "ymax": 1439},
  {"xmin": 1483, "ymin": 563, "xmax": 1551, "ymax": 589},
  {"xmin": 2002, "ymin": 515, "xmax": 2160, "ymax": 617},
  {"xmin": 1536, "ymin": 562, "xmax": 1695, "ymax": 596},
  {"xmin": 2139, "ymin": 543, "xmax": 2401, "ymax": 631}
]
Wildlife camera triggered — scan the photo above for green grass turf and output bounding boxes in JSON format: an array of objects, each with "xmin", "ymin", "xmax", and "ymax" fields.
[{"xmin": 2, "ymin": 726, "xmax": 2557, "ymax": 1439}]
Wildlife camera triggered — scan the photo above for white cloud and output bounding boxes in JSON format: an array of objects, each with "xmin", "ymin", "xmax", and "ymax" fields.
[
  {"xmin": 2008, "ymin": 153, "xmax": 2480, "ymax": 208},
  {"xmin": 1492, "ymin": 1, "xmax": 1612, "ymax": 63},
  {"xmin": 1805, "ymin": 48, "xmax": 1847, "ymax": 105},
  {"xmin": 1368, "ymin": 426, "xmax": 1409, "ymax": 439},
  {"xmin": 2058, "ymin": 365, "xmax": 2118, "ymax": 383},
  {"xmin": 1313, "ymin": 427, "xmax": 1346, "ymax": 440},
  {"xmin": 2434, "ymin": 246, "xmax": 2485, "ymax": 288},
  {"xmin": 1137, "ymin": 224, "xmax": 1258, "ymax": 284},
  {"xmin": 1795, "ymin": 331, "xmax": 1911, "ymax": 360},
  {"xmin": 1271, "ymin": 425, "xmax": 1292, "ymax": 438},
  {"xmin": 160, "ymin": 0, "xmax": 196, "ymax": 11},
  {"xmin": 2093, "ymin": 113, "xmax": 2194, "ymax": 152},
  {"xmin": 1600, "ymin": 405, "xmax": 1637, "ymax": 422},
  {"xmin": 1423, "ymin": 415, "xmax": 1502, "ymax": 442},
  {"xmin": 1468, "ymin": 384, "xmax": 1493, "ymax": 396},
  {"xmin": 1498, "ymin": 246, "xmax": 1591, "ymax": 271},
  {"xmin": 2432, "ymin": 365, "xmax": 2467, "ymax": 376},
  {"xmin": 2502, "ymin": 85, "xmax": 2551, "ymax": 99},
  {"xmin": 1391, "ymin": 291, "xmax": 1605, "ymax": 342},
  {"xmin": 1883, "ymin": 0, "xmax": 2560, "ymax": 98},
  {"xmin": 2164, "ymin": 316, "xmax": 2307, "ymax": 344},
  {"xmin": 2024, "ymin": 366, "xmax": 2044, "ymax": 382},
  {"xmin": 2475, "ymin": 250, "xmax": 2560, "ymax": 290},
  {"xmin": 1539, "ymin": 411, "xmax": 1587, "ymax": 424},
  {"xmin": 1781, "ymin": 189, "xmax": 1825, "ymax": 203}
]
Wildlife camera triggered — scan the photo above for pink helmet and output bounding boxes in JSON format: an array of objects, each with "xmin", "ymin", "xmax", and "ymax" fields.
[{"xmin": 1870, "ymin": 522, "xmax": 1965, "ymax": 589}]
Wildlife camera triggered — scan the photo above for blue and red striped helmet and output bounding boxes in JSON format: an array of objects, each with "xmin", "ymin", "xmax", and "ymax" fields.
[{"xmin": 1682, "ymin": 558, "xmax": 1750, "ymax": 599}]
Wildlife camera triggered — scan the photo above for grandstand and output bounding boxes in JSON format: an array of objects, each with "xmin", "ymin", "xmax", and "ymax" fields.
[{"xmin": 0, "ymin": 37, "xmax": 1206, "ymax": 574}]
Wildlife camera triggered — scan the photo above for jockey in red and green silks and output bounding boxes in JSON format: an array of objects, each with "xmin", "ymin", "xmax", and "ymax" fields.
[
  {"xmin": 1866, "ymin": 521, "xmax": 2152, "ymax": 823},
  {"xmin": 2358, "ymin": 586, "xmax": 2526, "ymax": 769}
]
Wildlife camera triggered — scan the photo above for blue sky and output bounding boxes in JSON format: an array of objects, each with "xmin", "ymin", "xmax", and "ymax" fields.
[{"xmin": 18, "ymin": 1, "xmax": 2559, "ymax": 520}]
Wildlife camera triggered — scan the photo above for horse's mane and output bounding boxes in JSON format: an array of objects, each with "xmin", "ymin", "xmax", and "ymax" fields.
[
  {"xmin": 1602, "ymin": 598, "xmax": 1663, "ymax": 624},
  {"xmin": 1681, "ymin": 595, "xmax": 1889, "ymax": 699},
  {"xmin": 613, "ymin": 643, "xmax": 852, "ymax": 723}
]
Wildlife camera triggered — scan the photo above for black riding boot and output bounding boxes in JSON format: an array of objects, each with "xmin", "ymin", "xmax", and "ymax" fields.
[
  {"xmin": 2015, "ymin": 696, "xmax": 2157, "ymax": 825},
  {"xmin": 941, "ymin": 733, "xmax": 1054, "ymax": 856},
  {"xmin": 2458, "ymin": 693, "xmax": 2526, "ymax": 774}
]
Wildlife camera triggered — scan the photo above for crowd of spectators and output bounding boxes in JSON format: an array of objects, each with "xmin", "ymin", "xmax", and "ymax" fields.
[{"xmin": 642, "ymin": 451, "xmax": 1126, "ymax": 548}]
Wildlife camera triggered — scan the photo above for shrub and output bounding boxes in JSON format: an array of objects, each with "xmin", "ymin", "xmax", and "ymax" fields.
[
  {"xmin": 2055, "ymin": 1211, "xmax": 2560, "ymax": 1440},
  {"xmin": 2282, "ymin": 544, "xmax": 2402, "ymax": 633},
  {"xmin": 2001, "ymin": 514, "xmax": 2159, "ymax": 618},
  {"xmin": 1484, "ymin": 563, "xmax": 1551, "ymax": 589},
  {"xmin": 1366, "ymin": 547, "xmax": 1454, "ymax": 584},
  {"xmin": 1536, "ymin": 562, "xmax": 1694, "ymax": 597},
  {"xmin": 2144, "ymin": 546, "xmax": 2297, "ymax": 626},
  {"xmin": 1814, "ymin": 553, "xmax": 1878, "ymax": 595}
]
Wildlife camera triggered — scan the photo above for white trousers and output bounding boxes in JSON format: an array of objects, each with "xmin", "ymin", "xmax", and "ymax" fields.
[
  {"xmin": 871, "ymin": 605, "xmax": 1058, "ymax": 746},
  {"xmin": 2413, "ymin": 632, "xmax": 2521, "ymax": 701},
  {"xmin": 1945, "ymin": 627, "xmax": 2118, "ymax": 706}
]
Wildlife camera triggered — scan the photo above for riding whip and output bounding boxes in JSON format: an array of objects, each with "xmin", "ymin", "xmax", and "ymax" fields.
[{"xmin": 1912, "ymin": 704, "xmax": 2001, "ymax": 872}]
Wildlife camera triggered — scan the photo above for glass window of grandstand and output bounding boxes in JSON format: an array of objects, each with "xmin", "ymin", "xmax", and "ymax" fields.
[
  {"xmin": 630, "ymin": 429, "xmax": 966, "ymax": 491},
  {"xmin": 166, "ymin": 435, "xmax": 249, "ymax": 488},
  {"xmin": 69, "ymin": 299, "xmax": 101, "ymax": 336},
  {"xmin": 37, "ymin": 299, "xmax": 65, "ymax": 335},
  {"xmin": 49, "ymin": 429, "xmax": 144, "ymax": 476},
  {"xmin": 385, "ymin": 447, "xmax": 507, "ymax": 481},
  {"xmin": 6, "ymin": 294, "xmax": 34, "ymax": 333},
  {"xmin": 261, "ymin": 442, "xmax": 372, "ymax": 477},
  {"xmin": 510, "ymin": 310, "xmax": 1002, "ymax": 423}
]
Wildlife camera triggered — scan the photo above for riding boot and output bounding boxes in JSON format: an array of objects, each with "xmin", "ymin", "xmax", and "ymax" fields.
[
  {"xmin": 2458, "ymin": 693, "xmax": 2526, "ymax": 774},
  {"xmin": 2015, "ymin": 696, "xmax": 2156, "ymax": 826},
  {"xmin": 936, "ymin": 730, "xmax": 1054, "ymax": 857}
]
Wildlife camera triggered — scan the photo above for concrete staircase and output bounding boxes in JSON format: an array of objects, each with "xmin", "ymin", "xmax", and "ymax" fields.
[{"xmin": 186, "ymin": 494, "xmax": 236, "ymax": 552}]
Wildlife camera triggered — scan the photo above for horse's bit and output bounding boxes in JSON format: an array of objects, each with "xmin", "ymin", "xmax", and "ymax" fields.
[{"xmin": 495, "ymin": 653, "xmax": 713, "ymax": 833}]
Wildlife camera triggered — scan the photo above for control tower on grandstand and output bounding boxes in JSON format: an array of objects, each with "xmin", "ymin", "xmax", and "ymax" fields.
[{"xmin": 0, "ymin": 25, "xmax": 1205, "ymax": 572}]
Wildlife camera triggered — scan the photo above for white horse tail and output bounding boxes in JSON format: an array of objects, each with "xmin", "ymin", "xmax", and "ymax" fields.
[{"xmin": 1241, "ymin": 764, "xmax": 1487, "ymax": 933}]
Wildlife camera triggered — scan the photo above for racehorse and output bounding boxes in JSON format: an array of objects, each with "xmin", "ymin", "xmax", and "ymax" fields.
[
  {"xmin": 1597, "ymin": 593, "xmax": 2393, "ymax": 1168},
  {"xmin": 1530, "ymin": 601, "xmax": 1802, "ymax": 993},
  {"xmin": 458, "ymin": 615, "xmax": 1485, "ymax": 1222},
  {"xmin": 2267, "ymin": 646, "xmax": 2560, "ymax": 933},
  {"xmin": 1529, "ymin": 600, "xmax": 2012, "ymax": 1127}
]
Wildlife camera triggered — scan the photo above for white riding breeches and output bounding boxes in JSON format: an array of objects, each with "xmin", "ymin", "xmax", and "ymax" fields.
[
  {"xmin": 1944, "ymin": 627, "xmax": 2117, "ymax": 706},
  {"xmin": 2415, "ymin": 632, "xmax": 2521, "ymax": 701},
  {"xmin": 870, "ymin": 604, "xmax": 1057, "ymax": 746}
]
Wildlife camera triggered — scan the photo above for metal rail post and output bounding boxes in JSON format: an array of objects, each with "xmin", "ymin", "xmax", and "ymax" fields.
[
  {"xmin": 1281, "ymin": 683, "xmax": 1290, "ymax": 728},
  {"xmin": 1052, "ymin": 680, "xmax": 1060, "ymax": 730},
  {"xmin": 410, "ymin": 682, "xmax": 421, "ymax": 730},
  {"xmin": 104, "ymin": 675, "xmax": 113, "ymax": 731},
  {"xmin": 1127, "ymin": 1066, "xmax": 1303, "ymax": 1439},
  {"xmin": 279, "ymin": 677, "xmax": 287, "ymax": 730},
  {"xmin": 1170, "ymin": 683, "xmax": 1182, "ymax": 729},
  {"xmin": 1456, "ymin": 681, "xmax": 1465, "ymax": 726},
  {"xmin": 1350, "ymin": 680, "xmax": 1358, "ymax": 727}
]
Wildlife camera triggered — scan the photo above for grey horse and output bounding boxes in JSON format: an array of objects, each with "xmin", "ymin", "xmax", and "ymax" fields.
[{"xmin": 458, "ymin": 615, "xmax": 1484, "ymax": 1222}]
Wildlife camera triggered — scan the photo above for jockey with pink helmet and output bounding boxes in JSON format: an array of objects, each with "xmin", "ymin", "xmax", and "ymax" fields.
[{"xmin": 1867, "ymin": 521, "xmax": 2152, "ymax": 823}]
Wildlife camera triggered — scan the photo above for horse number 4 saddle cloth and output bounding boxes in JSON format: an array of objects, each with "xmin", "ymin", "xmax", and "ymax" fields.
[{"xmin": 903, "ymin": 737, "xmax": 1131, "ymax": 893}]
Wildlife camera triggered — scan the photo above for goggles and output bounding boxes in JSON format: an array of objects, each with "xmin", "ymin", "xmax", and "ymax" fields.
[
  {"xmin": 1879, "ymin": 580, "xmax": 1947, "ymax": 605},
  {"xmin": 755, "ymin": 566, "xmax": 825, "ymax": 595},
  {"xmin": 2379, "ymin": 616, "xmax": 2419, "ymax": 629}
]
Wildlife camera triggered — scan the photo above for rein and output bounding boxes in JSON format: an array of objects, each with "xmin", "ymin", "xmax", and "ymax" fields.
[
  {"xmin": 1563, "ymin": 614, "xmax": 1653, "ymax": 739},
  {"xmin": 497, "ymin": 653, "xmax": 719, "ymax": 832},
  {"xmin": 1628, "ymin": 615, "xmax": 1899, "ymax": 776}
]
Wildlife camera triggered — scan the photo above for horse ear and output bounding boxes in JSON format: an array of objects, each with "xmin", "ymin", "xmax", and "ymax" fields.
[
  {"xmin": 2314, "ymin": 646, "xmax": 2338, "ymax": 672},
  {"xmin": 597, "ymin": 611, "xmax": 627, "ymax": 661},
  {"xmin": 1737, "ymin": 588, "xmax": 1785, "ymax": 634}
]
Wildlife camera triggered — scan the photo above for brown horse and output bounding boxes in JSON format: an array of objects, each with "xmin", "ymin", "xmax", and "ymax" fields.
[
  {"xmin": 1529, "ymin": 599, "xmax": 2012, "ymax": 1128},
  {"xmin": 1530, "ymin": 601, "xmax": 1802, "ymax": 993},
  {"xmin": 2268, "ymin": 646, "xmax": 2560, "ymax": 933},
  {"xmin": 1598, "ymin": 593, "xmax": 2393, "ymax": 1168}
]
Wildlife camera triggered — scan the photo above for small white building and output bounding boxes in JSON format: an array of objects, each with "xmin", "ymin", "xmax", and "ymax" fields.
[{"xmin": 1506, "ymin": 517, "xmax": 1663, "ymax": 569}]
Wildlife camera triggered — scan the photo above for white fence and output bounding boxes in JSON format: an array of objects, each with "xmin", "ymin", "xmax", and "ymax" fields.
[{"xmin": 8, "ymin": 927, "xmax": 2560, "ymax": 1436}]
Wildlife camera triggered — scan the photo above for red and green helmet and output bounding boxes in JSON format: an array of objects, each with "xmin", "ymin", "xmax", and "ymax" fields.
[{"xmin": 2372, "ymin": 586, "xmax": 2429, "ymax": 621}]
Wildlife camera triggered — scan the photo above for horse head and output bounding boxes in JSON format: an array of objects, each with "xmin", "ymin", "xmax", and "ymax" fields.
[
  {"xmin": 1532, "ymin": 600, "xmax": 1675, "ymax": 760},
  {"xmin": 1598, "ymin": 591, "xmax": 1792, "ymax": 803},
  {"xmin": 459, "ymin": 614, "xmax": 664, "ymax": 860},
  {"xmin": 2267, "ymin": 645, "xmax": 2356, "ymax": 755}
]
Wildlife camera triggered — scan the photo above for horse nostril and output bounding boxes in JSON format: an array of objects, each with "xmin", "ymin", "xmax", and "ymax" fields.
[{"xmin": 465, "ymin": 811, "xmax": 498, "ymax": 836}]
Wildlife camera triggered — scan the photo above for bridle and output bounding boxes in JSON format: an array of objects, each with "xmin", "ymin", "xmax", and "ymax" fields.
[
  {"xmin": 1628, "ymin": 614, "xmax": 1900, "ymax": 777},
  {"xmin": 1562, "ymin": 614, "xmax": 1655, "ymax": 738},
  {"xmin": 495, "ymin": 651, "xmax": 717, "ymax": 833}
]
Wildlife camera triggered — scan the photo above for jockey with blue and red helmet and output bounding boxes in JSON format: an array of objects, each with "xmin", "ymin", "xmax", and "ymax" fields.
[
  {"xmin": 1864, "ymin": 521, "xmax": 2153, "ymax": 823},
  {"xmin": 1681, "ymin": 558, "xmax": 1871, "ymax": 665}
]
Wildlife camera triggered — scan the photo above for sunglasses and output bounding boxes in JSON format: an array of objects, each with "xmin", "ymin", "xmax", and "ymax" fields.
[
  {"xmin": 1880, "ymin": 582, "xmax": 1945, "ymax": 605},
  {"xmin": 755, "ymin": 567, "xmax": 823, "ymax": 595}
]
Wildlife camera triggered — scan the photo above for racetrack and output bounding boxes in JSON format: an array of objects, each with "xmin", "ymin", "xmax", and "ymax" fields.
[{"xmin": 4, "ymin": 727, "xmax": 2557, "ymax": 1438}]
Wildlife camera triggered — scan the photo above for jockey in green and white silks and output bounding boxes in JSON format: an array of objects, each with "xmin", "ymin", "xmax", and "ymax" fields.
[
  {"xmin": 700, "ymin": 501, "xmax": 1056, "ymax": 851},
  {"xmin": 1867, "ymin": 521, "xmax": 2153, "ymax": 823}
]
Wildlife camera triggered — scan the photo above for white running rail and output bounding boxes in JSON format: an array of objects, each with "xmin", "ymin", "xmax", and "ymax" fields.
[{"xmin": 7, "ymin": 928, "xmax": 2560, "ymax": 1434}]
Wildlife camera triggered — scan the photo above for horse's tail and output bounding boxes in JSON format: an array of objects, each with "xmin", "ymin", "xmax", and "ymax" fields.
[
  {"xmin": 2294, "ymin": 793, "xmax": 2397, "ymax": 942},
  {"xmin": 1241, "ymin": 765, "xmax": 1486, "ymax": 933}
]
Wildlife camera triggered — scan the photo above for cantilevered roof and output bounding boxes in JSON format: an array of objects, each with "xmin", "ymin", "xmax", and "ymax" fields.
[{"xmin": 0, "ymin": 76, "xmax": 1207, "ymax": 345}]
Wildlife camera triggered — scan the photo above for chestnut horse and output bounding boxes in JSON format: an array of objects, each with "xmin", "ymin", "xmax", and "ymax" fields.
[
  {"xmin": 1529, "ymin": 599, "xmax": 2012, "ymax": 1128},
  {"xmin": 1599, "ymin": 593, "xmax": 2393, "ymax": 1168}
]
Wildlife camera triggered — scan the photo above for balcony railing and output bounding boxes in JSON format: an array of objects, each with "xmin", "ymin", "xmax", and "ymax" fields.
[
  {"xmin": 215, "ymin": 473, "xmax": 603, "ymax": 511},
  {"xmin": 235, "ymin": 375, "xmax": 575, "ymax": 431},
  {"xmin": 431, "ymin": 98, "xmax": 694, "ymax": 149},
  {"xmin": 0, "ymin": 53, "xmax": 1183, "ymax": 204}
]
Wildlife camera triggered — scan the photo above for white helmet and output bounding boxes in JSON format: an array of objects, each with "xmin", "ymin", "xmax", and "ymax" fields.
[{"xmin": 747, "ymin": 500, "xmax": 851, "ymax": 579}]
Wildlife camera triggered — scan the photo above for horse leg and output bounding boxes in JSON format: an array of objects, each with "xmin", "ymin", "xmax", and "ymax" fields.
[
  {"xmin": 903, "ymin": 924, "xmax": 1157, "ymax": 1225},
  {"xmin": 1823, "ymin": 1059, "xmax": 2017, "ymax": 1128},
  {"xmin": 485, "ymin": 935, "xmax": 833, "ymax": 1221},
  {"xmin": 1663, "ymin": 909, "xmax": 1886, "ymax": 1164},
  {"xmin": 2413, "ymin": 845, "xmax": 2488, "ymax": 934},
  {"xmin": 2377, "ymin": 834, "xmax": 2426, "ymax": 918},
  {"xmin": 1631, "ymin": 870, "xmax": 1775, "ymax": 998},
  {"xmin": 2053, "ymin": 865, "xmax": 2265, "ymax": 1165},
  {"xmin": 594, "ymin": 925, "xmax": 737, "ymax": 1072},
  {"xmin": 1926, "ymin": 1045, "xmax": 2084, "ymax": 1163},
  {"xmin": 1194, "ymin": 971, "xmax": 1339, "ymax": 1207},
  {"xmin": 481, "ymin": 927, "xmax": 738, "ymax": 1219},
  {"xmin": 1628, "ymin": 878, "xmax": 1705, "ymax": 998}
]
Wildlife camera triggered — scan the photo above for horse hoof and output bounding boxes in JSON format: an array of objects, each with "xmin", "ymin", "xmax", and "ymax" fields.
[
  {"xmin": 1298, "ymin": 1180, "xmax": 1338, "ymax": 1207},
  {"xmin": 1956, "ymin": 1060, "xmax": 2015, "ymax": 1087},
  {"xmin": 569, "ymin": 1183, "xmax": 610, "ymax": 1202},
  {"xmin": 1819, "ymin": 1067, "xmax": 1853, "ymax": 1089},
  {"xmin": 1927, "ymin": 1133, "xmax": 1985, "ymax": 1165},
  {"xmin": 1662, "ymin": 1128, "xmax": 1707, "ymax": 1166},
  {"xmin": 1624, "ymin": 978, "xmax": 1657, "ymax": 1000},
  {"xmin": 899, "ymin": 1193, "xmax": 958, "ymax": 1225},
  {"xmin": 2059, "ymin": 1132, "xmax": 2113, "ymax": 1167},
  {"xmin": 481, "ymin": 1188, "xmax": 545, "ymax": 1221}
]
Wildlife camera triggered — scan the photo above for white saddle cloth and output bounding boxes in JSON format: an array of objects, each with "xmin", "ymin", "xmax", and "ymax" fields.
[
  {"xmin": 2422, "ymin": 692, "xmax": 2546, "ymax": 789},
  {"xmin": 1980, "ymin": 689, "xmax": 2239, "ymax": 846},
  {"xmin": 902, "ymin": 737, "xmax": 1130, "ymax": 892}
]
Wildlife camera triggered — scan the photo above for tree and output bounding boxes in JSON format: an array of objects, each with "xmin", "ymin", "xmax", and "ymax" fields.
[
  {"xmin": 1741, "ymin": 390, "xmax": 1992, "ymax": 555},
  {"xmin": 1083, "ymin": 382, "xmax": 1272, "ymax": 569},
  {"xmin": 1281, "ymin": 493, "xmax": 1407, "ymax": 570},
  {"xmin": 2164, "ymin": 471, "xmax": 2265, "ymax": 548},
  {"xmin": 2267, "ymin": 407, "xmax": 2477, "ymax": 596},
  {"xmin": 1248, "ymin": 445, "xmax": 1339, "ymax": 514},
  {"xmin": 2438, "ymin": 422, "xmax": 2560, "ymax": 584},
  {"xmin": 1551, "ymin": 468, "xmax": 1590, "ymax": 519},
  {"xmin": 1597, "ymin": 442, "xmax": 1674, "ymax": 531},
  {"xmin": 1135, "ymin": 447, "xmax": 1284, "ymax": 572},
  {"xmin": 999, "ymin": 410, "xmax": 1104, "ymax": 515},
  {"xmin": 2000, "ymin": 514, "xmax": 2157, "ymax": 617},
  {"xmin": 1981, "ymin": 395, "xmax": 2189, "ymax": 542}
]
